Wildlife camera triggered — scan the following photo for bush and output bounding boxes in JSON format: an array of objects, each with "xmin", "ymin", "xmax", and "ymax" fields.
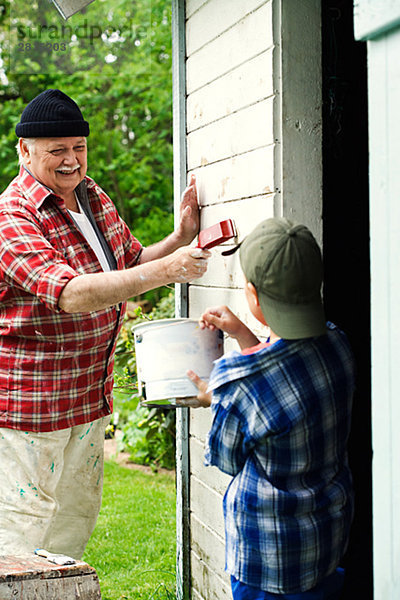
[
  {"xmin": 121, "ymin": 406, "xmax": 176, "ymax": 471},
  {"xmin": 112, "ymin": 292, "xmax": 176, "ymax": 470}
]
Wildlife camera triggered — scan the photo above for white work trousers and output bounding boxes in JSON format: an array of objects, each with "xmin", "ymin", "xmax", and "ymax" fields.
[{"xmin": 0, "ymin": 417, "xmax": 109, "ymax": 559}]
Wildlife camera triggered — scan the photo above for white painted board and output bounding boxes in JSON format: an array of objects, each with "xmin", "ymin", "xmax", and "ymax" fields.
[
  {"xmin": 197, "ymin": 194, "xmax": 274, "ymax": 235},
  {"xmin": 191, "ymin": 553, "xmax": 231, "ymax": 600},
  {"xmin": 190, "ymin": 437, "xmax": 232, "ymax": 496},
  {"xmin": 186, "ymin": 0, "xmax": 269, "ymax": 56},
  {"xmin": 189, "ymin": 285, "xmax": 268, "ymax": 341},
  {"xmin": 187, "ymin": 51, "xmax": 274, "ymax": 133},
  {"xmin": 190, "ymin": 514, "xmax": 226, "ymax": 575},
  {"xmin": 190, "ymin": 478, "xmax": 225, "ymax": 539},
  {"xmin": 187, "ymin": 98, "xmax": 275, "ymax": 170},
  {"xmin": 186, "ymin": 0, "xmax": 208, "ymax": 20},
  {"xmin": 186, "ymin": 2, "xmax": 273, "ymax": 94},
  {"xmin": 192, "ymin": 146, "xmax": 275, "ymax": 207}
]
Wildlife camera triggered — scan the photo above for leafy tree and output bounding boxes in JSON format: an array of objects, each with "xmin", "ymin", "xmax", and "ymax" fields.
[{"xmin": 0, "ymin": 0, "xmax": 173, "ymax": 244}]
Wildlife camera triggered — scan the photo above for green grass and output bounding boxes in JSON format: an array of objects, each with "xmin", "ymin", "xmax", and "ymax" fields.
[{"xmin": 83, "ymin": 461, "xmax": 176, "ymax": 600}]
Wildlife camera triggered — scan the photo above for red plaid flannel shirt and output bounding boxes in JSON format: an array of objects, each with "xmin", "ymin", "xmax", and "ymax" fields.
[{"xmin": 0, "ymin": 167, "xmax": 142, "ymax": 432}]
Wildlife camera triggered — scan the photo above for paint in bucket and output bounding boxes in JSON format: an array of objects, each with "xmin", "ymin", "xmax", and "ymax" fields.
[{"xmin": 132, "ymin": 318, "xmax": 223, "ymax": 407}]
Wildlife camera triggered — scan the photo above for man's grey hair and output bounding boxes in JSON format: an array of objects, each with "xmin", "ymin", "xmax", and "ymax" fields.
[{"xmin": 16, "ymin": 138, "xmax": 37, "ymax": 166}]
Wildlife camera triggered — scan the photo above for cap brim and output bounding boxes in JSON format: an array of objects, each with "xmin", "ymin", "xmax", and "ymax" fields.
[{"xmin": 258, "ymin": 292, "xmax": 326, "ymax": 339}]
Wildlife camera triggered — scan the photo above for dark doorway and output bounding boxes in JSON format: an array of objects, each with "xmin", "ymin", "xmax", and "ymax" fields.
[{"xmin": 322, "ymin": 1, "xmax": 372, "ymax": 598}]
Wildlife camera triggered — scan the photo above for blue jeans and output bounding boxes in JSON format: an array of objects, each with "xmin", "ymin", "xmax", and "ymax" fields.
[{"xmin": 231, "ymin": 568, "xmax": 345, "ymax": 600}]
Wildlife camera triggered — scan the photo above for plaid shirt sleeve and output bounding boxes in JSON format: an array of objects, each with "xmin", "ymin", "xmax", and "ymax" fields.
[
  {"xmin": 0, "ymin": 207, "xmax": 78, "ymax": 312},
  {"xmin": 205, "ymin": 356, "xmax": 259, "ymax": 476}
]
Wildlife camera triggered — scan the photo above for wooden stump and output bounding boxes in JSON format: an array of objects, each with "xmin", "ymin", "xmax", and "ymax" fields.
[{"xmin": 0, "ymin": 554, "xmax": 101, "ymax": 599}]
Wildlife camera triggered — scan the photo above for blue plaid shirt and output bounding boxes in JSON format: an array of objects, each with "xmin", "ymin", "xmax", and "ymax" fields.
[{"xmin": 205, "ymin": 322, "xmax": 355, "ymax": 594}]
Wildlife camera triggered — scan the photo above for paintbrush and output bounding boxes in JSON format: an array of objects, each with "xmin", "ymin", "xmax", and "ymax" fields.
[{"xmin": 197, "ymin": 219, "xmax": 237, "ymax": 250}]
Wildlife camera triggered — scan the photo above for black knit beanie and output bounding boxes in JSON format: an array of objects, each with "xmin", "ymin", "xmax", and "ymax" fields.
[{"xmin": 15, "ymin": 89, "xmax": 90, "ymax": 138}]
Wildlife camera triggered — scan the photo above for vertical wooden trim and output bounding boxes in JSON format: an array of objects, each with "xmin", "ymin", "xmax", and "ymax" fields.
[
  {"xmin": 172, "ymin": 0, "xmax": 188, "ymax": 222},
  {"xmin": 276, "ymin": 0, "xmax": 323, "ymax": 244},
  {"xmin": 367, "ymin": 27, "xmax": 400, "ymax": 599},
  {"xmin": 172, "ymin": 1, "xmax": 191, "ymax": 599},
  {"xmin": 272, "ymin": 0, "xmax": 283, "ymax": 219}
]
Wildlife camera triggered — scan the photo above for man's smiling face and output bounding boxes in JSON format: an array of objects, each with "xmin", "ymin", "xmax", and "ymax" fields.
[{"xmin": 21, "ymin": 137, "xmax": 87, "ymax": 200}]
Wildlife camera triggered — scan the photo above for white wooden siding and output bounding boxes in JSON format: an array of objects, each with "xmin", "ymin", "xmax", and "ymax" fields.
[
  {"xmin": 192, "ymin": 146, "xmax": 275, "ymax": 208},
  {"xmin": 186, "ymin": 3, "xmax": 273, "ymax": 95},
  {"xmin": 183, "ymin": 1, "xmax": 322, "ymax": 598},
  {"xmin": 354, "ymin": 2, "xmax": 400, "ymax": 597},
  {"xmin": 187, "ymin": 98, "xmax": 275, "ymax": 170},
  {"xmin": 185, "ymin": 0, "xmax": 207, "ymax": 20},
  {"xmin": 187, "ymin": 51, "xmax": 274, "ymax": 134},
  {"xmin": 186, "ymin": 6, "xmax": 275, "ymax": 594},
  {"xmin": 186, "ymin": 0, "xmax": 267, "ymax": 57}
]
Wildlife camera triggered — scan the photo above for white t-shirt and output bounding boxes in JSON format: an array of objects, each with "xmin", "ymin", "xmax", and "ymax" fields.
[{"xmin": 68, "ymin": 199, "xmax": 111, "ymax": 272}]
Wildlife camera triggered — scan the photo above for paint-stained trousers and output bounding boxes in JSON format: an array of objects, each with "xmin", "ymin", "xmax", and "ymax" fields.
[{"xmin": 0, "ymin": 416, "xmax": 109, "ymax": 559}]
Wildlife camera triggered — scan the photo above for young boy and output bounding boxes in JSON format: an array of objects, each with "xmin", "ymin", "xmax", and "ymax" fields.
[{"xmin": 187, "ymin": 218, "xmax": 355, "ymax": 600}]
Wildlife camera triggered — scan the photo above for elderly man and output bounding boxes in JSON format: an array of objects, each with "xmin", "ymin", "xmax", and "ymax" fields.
[{"xmin": 0, "ymin": 89, "xmax": 209, "ymax": 558}]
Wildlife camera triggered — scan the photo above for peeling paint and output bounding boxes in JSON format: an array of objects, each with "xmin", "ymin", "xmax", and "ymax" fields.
[{"xmin": 220, "ymin": 176, "xmax": 230, "ymax": 197}]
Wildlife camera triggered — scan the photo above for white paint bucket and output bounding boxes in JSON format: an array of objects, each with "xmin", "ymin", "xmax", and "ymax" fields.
[{"xmin": 132, "ymin": 318, "xmax": 224, "ymax": 407}]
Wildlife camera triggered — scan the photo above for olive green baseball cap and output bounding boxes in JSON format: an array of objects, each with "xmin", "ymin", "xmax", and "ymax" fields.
[{"xmin": 239, "ymin": 218, "xmax": 326, "ymax": 339}]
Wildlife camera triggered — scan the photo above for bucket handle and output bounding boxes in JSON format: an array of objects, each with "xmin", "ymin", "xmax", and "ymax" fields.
[{"xmin": 133, "ymin": 319, "xmax": 199, "ymax": 336}]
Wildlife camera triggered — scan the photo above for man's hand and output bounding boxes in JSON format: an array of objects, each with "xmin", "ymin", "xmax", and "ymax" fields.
[
  {"xmin": 177, "ymin": 174, "xmax": 200, "ymax": 245},
  {"xmin": 164, "ymin": 246, "xmax": 210, "ymax": 283}
]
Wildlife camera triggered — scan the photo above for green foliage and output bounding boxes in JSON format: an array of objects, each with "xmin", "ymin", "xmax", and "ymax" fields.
[
  {"xmin": 147, "ymin": 290, "xmax": 176, "ymax": 319},
  {"xmin": 121, "ymin": 406, "xmax": 176, "ymax": 471},
  {"xmin": 113, "ymin": 292, "xmax": 176, "ymax": 470},
  {"xmin": 0, "ymin": 0, "xmax": 173, "ymax": 234},
  {"xmin": 133, "ymin": 206, "xmax": 174, "ymax": 250},
  {"xmin": 83, "ymin": 461, "xmax": 176, "ymax": 600}
]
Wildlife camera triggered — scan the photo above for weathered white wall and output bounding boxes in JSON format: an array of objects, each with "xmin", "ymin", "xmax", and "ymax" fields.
[
  {"xmin": 354, "ymin": 2, "xmax": 400, "ymax": 598},
  {"xmin": 186, "ymin": 4, "xmax": 275, "ymax": 597},
  {"xmin": 180, "ymin": 1, "xmax": 322, "ymax": 598}
]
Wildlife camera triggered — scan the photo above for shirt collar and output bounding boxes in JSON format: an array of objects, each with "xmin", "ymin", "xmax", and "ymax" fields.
[{"xmin": 17, "ymin": 166, "xmax": 53, "ymax": 209}]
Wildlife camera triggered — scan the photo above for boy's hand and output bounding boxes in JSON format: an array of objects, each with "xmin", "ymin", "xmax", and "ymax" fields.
[
  {"xmin": 199, "ymin": 305, "xmax": 243, "ymax": 337},
  {"xmin": 199, "ymin": 305, "xmax": 260, "ymax": 350},
  {"xmin": 185, "ymin": 370, "xmax": 212, "ymax": 407}
]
